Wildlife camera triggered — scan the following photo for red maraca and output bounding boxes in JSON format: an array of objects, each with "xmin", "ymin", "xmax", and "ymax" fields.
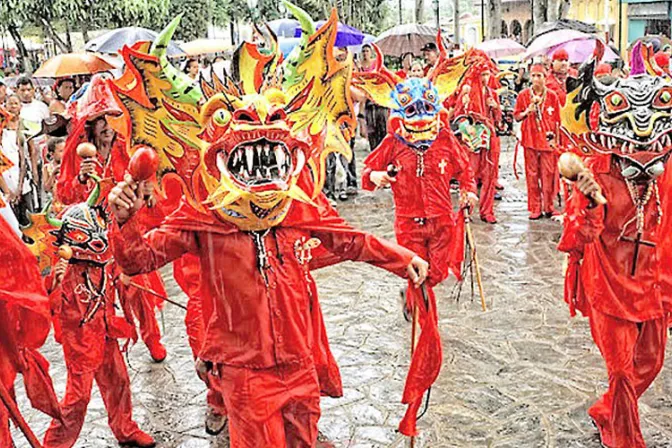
[
  {"xmin": 128, "ymin": 146, "xmax": 159, "ymax": 181},
  {"xmin": 128, "ymin": 147, "xmax": 159, "ymax": 205}
]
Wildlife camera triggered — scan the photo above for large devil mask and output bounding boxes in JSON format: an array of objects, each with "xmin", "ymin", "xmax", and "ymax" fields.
[
  {"xmin": 111, "ymin": 4, "xmax": 355, "ymax": 231},
  {"xmin": 563, "ymin": 41, "xmax": 672, "ymax": 183}
]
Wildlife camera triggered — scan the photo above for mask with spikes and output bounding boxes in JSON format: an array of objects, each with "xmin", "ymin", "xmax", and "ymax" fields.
[
  {"xmin": 564, "ymin": 41, "xmax": 672, "ymax": 183},
  {"xmin": 353, "ymin": 39, "xmax": 492, "ymax": 150},
  {"xmin": 23, "ymin": 176, "xmax": 110, "ymax": 269},
  {"xmin": 112, "ymin": 3, "xmax": 355, "ymax": 231}
]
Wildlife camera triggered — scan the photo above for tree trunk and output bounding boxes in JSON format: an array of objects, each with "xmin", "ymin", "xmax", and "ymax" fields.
[
  {"xmin": 64, "ymin": 21, "xmax": 73, "ymax": 53},
  {"xmin": 7, "ymin": 23, "xmax": 31, "ymax": 71},
  {"xmin": 81, "ymin": 18, "xmax": 90, "ymax": 43},
  {"xmin": 399, "ymin": 0, "xmax": 403, "ymax": 24},
  {"xmin": 547, "ymin": 0, "xmax": 559, "ymax": 22},
  {"xmin": 558, "ymin": 0, "xmax": 571, "ymax": 20},
  {"xmin": 415, "ymin": 0, "xmax": 425, "ymax": 24},
  {"xmin": 453, "ymin": 0, "xmax": 460, "ymax": 45},
  {"xmin": 40, "ymin": 18, "xmax": 70, "ymax": 53},
  {"xmin": 532, "ymin": 0, "xmax": 547, "ymax": 35},
  {"xmin": 487, "ymin": 0, "xmax": 501, "ymax": 39}
]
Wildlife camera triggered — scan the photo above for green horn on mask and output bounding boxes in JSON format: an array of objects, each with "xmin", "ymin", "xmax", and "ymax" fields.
[
  {"xmin": 87, "ymin": 174, "xmax": 102, "ymax": 207},
  {"xmin": 44, "ymin": 201, "xmax": 63, "ymax": 228}
]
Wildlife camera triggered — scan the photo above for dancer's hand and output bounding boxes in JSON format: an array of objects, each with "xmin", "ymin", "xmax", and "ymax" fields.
[
  {"xmin": 52, "ymin": 258, "xmax": 68, "ymax": 286},
  {"xmin": 461, "ymin": 191, "xmax": 478, "ymax": 212},
  {"xmin": 576, "ymin": 170, "xmax": 601, "ymax": 203},
  {"xmin": 108, "ymin": 173, "xmax": 148, "ymax": 225},
  {"xmin": 78, "ymin": 158, "xmax": 99, "ymax": 183},
  {"xmin": 370, "ymin": 171, "xmax": 396, "ymax": 189},
  {"xmin": 195, "ymin": 358, "xmax": 211, "ymax": 384},
  {"xmin": 407, "ymin": 256, "xmax": 429, "ymax": 288}
]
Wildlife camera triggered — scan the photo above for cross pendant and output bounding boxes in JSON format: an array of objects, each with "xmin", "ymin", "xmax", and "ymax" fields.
[{"xmin": 619, "ymin": 231, "xmax": 656, "ymax": 276}]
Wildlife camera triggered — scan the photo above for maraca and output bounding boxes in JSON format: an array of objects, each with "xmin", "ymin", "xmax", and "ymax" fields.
[
  {"xmin": 76, "ymin": 142, "xmax": 97, "ymax": 159},
  {"xmin": 558, "ymin": 152, "xmax": 607, "ymax": 205},
  {"xmin": 58, "ymin": 245, "xmax": 73, "ymax": 260},
  {"xmin": 128, "ymin": 147, "xmax": 159, "ymax": 205}
]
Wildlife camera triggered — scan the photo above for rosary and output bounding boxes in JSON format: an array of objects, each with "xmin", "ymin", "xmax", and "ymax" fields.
[
  {"xmin": 618, "ymin": 180, "xmax": 662, "ymax": 276},
  {"xmin": 79, "ymin": 267, "xmax": 108, "ymax": 326},
  {"xmin": 248, "ymin": 229, "xmax": 272, "ymax": 285},
  {"xmin": 412, "ymin": 148, "xmax": 426, "ymax": 177}
]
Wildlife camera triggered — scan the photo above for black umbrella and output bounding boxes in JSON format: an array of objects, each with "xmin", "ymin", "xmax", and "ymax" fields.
[
  {"xmin": 85, "ymin": 27, "xmax": 184, "ymax": 56},
  {"xmin": 527, "ymin": 19, "xmax": 598, "ymax": 46}
]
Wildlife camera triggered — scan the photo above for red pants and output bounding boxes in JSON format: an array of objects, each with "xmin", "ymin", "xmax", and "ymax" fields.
[
  {"xmin": 208, "ymin": 359, "xmax": 320, "ymax": 447},
  {"xmin": 124, "ymin": 272, "xmax": 165, "ymax": 348},
  {"xmin": 173, "ymin": 255, "xmax": 228, "ymax": 415},
  {"xmin": 43, "ymin": 339, "xmax": 141, "ymax": 448},
  {"xmin": 588, "ymin": 310, "xmax": 668, "ymax": 448},
  {"xmin": 470, "ymin": 143, "xmax": 499, "ymax": 221},
  {"xmin": 523, "ymin": 148, "xmax": 557, "ymax": 215}
]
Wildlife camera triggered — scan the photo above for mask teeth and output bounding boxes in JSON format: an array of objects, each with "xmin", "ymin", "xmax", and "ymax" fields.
[{"xmin": 225, "ymin": 140, "xmax": 293, "ymax": 186}]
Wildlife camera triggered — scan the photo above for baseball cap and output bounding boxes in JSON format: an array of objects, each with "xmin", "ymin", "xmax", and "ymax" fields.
[
  {"xmin": 552, "ymin": 49, "xmax": 569, "ymax": 61},
  {"xmin": 421, "ymin": 42, "xmax": 438, "ymax": 52}
]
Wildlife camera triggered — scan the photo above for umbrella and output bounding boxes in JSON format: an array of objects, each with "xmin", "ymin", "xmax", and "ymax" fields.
[
  {"xmin": 181, "ymin": 39, "xmax": 233, "ymax": 56},
  {"xmin": 279, "ymin": 37, "xmax": 301, "ymax": 57},
  {"xmin": 548, "ymin": 39, "xmax": 621, "ymax": 63},
  {"xmin": 529, "ymin": 19, "xmax": 598, "ymax": 44},
  {"xmin": 524, "ymin": 29, "xmax": 592, "ymax": 60},
  {"xmin": 295, "ymin": 20, "xmax": 364, "ymax": 47},
  {"xmin": 348, "ymin": 34, "xmax": 376, "ymax": 53},
  {"xmin": 374, "ymin": 23, "xmax": 441, "ymax": 57},
  {"xmin": 268, "ymin": 18, "xmax": 300, "ymax": 38},
  {"xmin": 476, "ymin": 38, "xmax": 525, "ymax": 59},
  {"xmin": 85, "ymin": 27, "xmax": 184, "ymax": 56},
  {"xmin": 33, "ymin": 53, "xmax": 117, "ymax": 78}
]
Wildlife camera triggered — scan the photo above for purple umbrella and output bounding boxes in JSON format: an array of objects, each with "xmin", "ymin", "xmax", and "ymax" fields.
[
  {"xmin": 294, "ymin": 20, "xmax": 364, "ymax": 47},
  {"xmin": 548, "ymin": 39, "xmax": 620, "ymax": 63}
]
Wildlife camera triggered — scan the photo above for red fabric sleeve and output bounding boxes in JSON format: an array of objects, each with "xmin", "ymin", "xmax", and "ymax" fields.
[
  {"xmin": 313, "ymin": 227, "xmax": 415, "ymax": 279},
  {"xmin": 489, "ymin": 89, "xmax": 503, "ymax": 122},
  {"xmin": 513, "ymin": 89, "xmax": 528, "ymax": 121},
  {"xmin": 110, "ymin": 216, "xmax": 199, "ymax": 276},
  {"xmin": 361, "ymin": 136, "xmax": 395, "ymax": 191},
  {"xmin": 557, "ymin": 188, "xmax": 605, "ymax": 254}
]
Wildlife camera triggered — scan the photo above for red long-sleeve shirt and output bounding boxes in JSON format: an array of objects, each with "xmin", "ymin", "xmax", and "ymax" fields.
[
  {"xmin": 558, "ymin": 154, "xmax": 672, "ymax": 322},
  {"xmin": 545, "ymin": 72, "xmax": 567, "ymax": 106},
  {"xmin": 514, "ymin": 87, "xmax": 561, "ymax": 152},
  {"xmin": 361, "ymin": 129, "xmax": 476, "ymax": 220},
  {"xmin": 111, "ymin": 202, "xmax": 415, "ymax": 369}
]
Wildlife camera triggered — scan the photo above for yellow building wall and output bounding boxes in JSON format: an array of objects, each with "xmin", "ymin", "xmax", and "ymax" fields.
[{"xmin": 565, "ymin": 0, "xmax": 629, "ymax": 53}]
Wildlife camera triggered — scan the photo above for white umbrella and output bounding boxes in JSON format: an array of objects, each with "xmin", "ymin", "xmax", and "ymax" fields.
[
  {"xmin": 476, "ymin": 38, "xmax": 526, "ymax": 59},
  {"xmin": 375, "ymin": 23, "xmax": 442, "ymax": 57}
]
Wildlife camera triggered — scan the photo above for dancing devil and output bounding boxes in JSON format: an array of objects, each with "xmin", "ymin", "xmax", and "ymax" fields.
[{"xmin": 106, "ymin": 5, "xmax": 431, "ymax": 446}]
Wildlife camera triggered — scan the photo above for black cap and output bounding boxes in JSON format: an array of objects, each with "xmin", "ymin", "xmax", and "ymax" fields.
[{"xmin": 421, "ymin": 42, "xmax": 437, "ymax": 52}]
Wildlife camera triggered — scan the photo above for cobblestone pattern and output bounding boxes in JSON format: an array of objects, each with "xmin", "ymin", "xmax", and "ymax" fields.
[{"xmin": 12, "ymin": 138, "xmax": 672, "ymax": 447}]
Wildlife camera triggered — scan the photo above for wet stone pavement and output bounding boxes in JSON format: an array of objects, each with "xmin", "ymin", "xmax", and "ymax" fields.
[{"xmin": 13, "ymin": 137, "xmax": 672, "ymax": 447}]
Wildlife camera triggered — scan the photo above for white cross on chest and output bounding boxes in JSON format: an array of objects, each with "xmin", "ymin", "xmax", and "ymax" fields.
[
  {"xmin": 546, "ymin": 106, "xmax": 555, "ymax": 115},
  {"xmin": 439, "ymin": 159, "xmax": 448, "ymax": 174}
]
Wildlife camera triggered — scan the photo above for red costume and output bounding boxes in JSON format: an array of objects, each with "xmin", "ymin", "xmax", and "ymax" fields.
[
  {"xmin": 362, "ymin": 128, "xmax": 476, "ymax": 434},
  {"xmin": 452, "ymin": 77, "xmax": 502, "ymax": 223},
  {"xmin": 43, "ymin": 263, "xmax": 151, "ymax": 448},
  {"xmin": 110, "ymin": 198, "xmax": 415, "ymax": 447},
  {"xmin": 0, "ymin": 216, "xmax": 60, "ymax": 447},
  {"xmin": 57, "ymin": 131, "xmax": 167, "ymax": 362},
  {"xmin": 514, "ymin": 81, "xmax": 561, "ymax": 218},
  {"xmin": 559, "ymin": 154, "xmax": 672, "ymax": 448}
]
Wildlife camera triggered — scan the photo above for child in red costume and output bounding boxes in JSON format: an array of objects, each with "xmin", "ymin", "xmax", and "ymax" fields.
[
  {"xmin": 56, "ymin": 76, "xmax": 167, "ymax": 362},
  {"xmin": 514, "ymin": 64, "xmax": 562, "ymax": 219},
  {"xmin": 559, "ymin": 153, "xmax": 672, "ymax": 448},
  {"xmin": 0, "ymin": 215, "xmax": 61, "ymax": 447},
  {"xmin": 450, "ymin": 68, "xmax": 502, "ymax": 223},
  {"xmin": 42, "ymin": 179, "xmax": 155, "ymax": 448}
]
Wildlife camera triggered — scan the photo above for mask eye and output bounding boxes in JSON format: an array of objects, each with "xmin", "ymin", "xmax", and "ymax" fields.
[
  {"xmin": 424, "ymin": 90, "xmax": 435, "ymax": 102},
  {"xmin": 405, "ymin": 104, "xmax": 417, "ymax": 117},
  {"xmin": 604, "ymin": 92, "xmax": 629, "ymax": 114},
  {"xmin": 213, "ymin": 109, "xmax": 232, "ymax": 126},
  {"xmin": 269, "ymin": 109, "xmax": 286, "ymax": 122},
  {"xmin": 653, "ymin": 87, "xmax": 672, "ymax": 109},
  {"xmin": 398, "ymin": 93, "xmax": 411, "ymax": 105},
  {"xmin": 425, "ymin": 103, "xmax": 435, "ymax": 113},
  {"xmin": 67, "ymin": 229, "xmax": 90, "ymax": 244},
  {"xmin": 234, "ymin": 110, "xmax": 256, "ymax": 123}
]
